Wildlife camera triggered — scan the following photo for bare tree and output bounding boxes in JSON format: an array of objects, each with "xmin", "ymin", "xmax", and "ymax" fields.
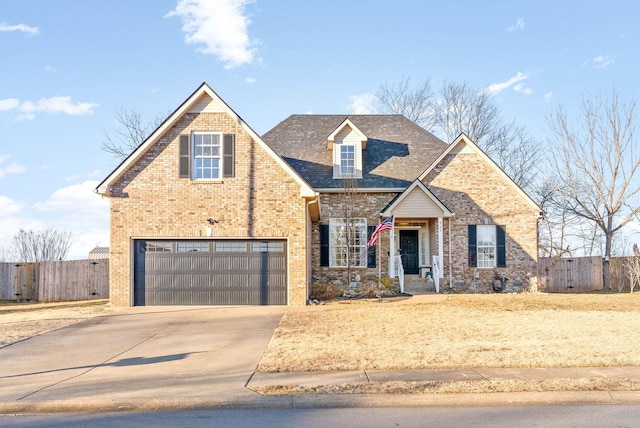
[
  {"xmin": 433, "ymin": 81, "xmax": 500, "ymax": 144},
  {"xmin": 102, "ymin": 106, "xmax": 168, "ymax": 162},
  {"xmin": 547, "ymin": 90, "xmax": 640, "ymax": 291},
  {"xmin": 376, "ymin": 79, "xmax": 541, "ymax": 192},
  {"xmin": 11, "ymin": 228, "xmax": 74, "ymax": 262},
  {"xmin": 376, "ymin": 77, "xmax": 436, "ymax": 130}
]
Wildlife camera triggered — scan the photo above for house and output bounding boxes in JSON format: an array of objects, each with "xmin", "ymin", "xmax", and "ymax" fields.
[
  {"xmin": 88, "ymin": 246, "xmax": 110, "ymax": 260},
  {"xmin": 97, "ymin": 82, "xmax": 541, "ymax": 307}
]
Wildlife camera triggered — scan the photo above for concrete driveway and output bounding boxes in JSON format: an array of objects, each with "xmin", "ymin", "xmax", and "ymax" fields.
[{"xmin": 0, "ymin": 305, "xmax": 286, "ymax": 413}]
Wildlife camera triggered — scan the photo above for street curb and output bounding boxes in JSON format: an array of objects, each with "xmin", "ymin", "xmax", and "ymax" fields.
[{"xmin": 2, "ymin": 391, "xmax": 640, "ymax": 414}]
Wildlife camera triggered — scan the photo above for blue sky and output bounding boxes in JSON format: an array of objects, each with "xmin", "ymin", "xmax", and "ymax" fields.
[{"xmin": 1, "ymin": 0, "xmax": 638, "ymax": 259}]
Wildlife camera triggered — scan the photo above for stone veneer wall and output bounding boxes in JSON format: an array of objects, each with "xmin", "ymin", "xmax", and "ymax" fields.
[
  {"xmin": 311, "ymin": 192, "xmax": 398, "ymax": 288},
  {"xmin": 107, "ymin": 112, "xmax": 309, "ymax": 306},
  {"xmin": 424, "ymin": 151, "xmax": 539, "ymax": 292}
]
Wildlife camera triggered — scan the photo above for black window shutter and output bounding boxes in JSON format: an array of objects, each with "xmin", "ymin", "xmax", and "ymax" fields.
[
  {"xmin": 320, "ymin": 224, "xmax": 329, "ymax": 267},
  {"xmin": 179, "ymin": 134, "xmax": 190, "ymax": 178},
  {"xmin": 223, "ymin": 134, "xmax": 235, "ymax": 178},
  {"xmin": 468, "ymin": 225, "xmax": 477, "ymax": 267},
  {"xmin": 496, "ymin": 225, "xmax": 506, "ymax": 267},
  {"xmin": 367, "ymin": 225, "xmax": 376, "ymax": 268}
]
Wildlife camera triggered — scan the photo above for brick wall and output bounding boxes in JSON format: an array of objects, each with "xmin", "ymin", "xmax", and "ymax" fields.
[
  {"xmin": 424, "ymin": 150, "xmax": 539, "ymax": 292},
  {"xmin": 108, "ymin": 112, "xmax": 309, "ymax": 306},
  {"xmin": 311, "ymin": 191, "xmax": 397, "ymax": 288}
]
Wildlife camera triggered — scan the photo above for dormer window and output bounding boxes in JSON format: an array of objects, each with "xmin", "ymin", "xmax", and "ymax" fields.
[
  {"xmin": 340, "ymin": 144, "xmax": 356, "ymax": 176},
  {"xmin": 328, "ymin": 119, "xmax": 367, "ymax": 179}
]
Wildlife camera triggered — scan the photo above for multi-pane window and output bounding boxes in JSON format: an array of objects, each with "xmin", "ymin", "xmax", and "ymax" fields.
[
  {"xmin": 251, "ymin": 242, "xmax": 285, "ymax": 253},
  {"xmin": 193, "ymin": 132, "xmax": 221, "ymax": 180},
  {"xmin": 177, "ymin": 242, "xmax": 209, "ymax": 252},
  {"xmin": 476, "ymin": 225, "xmax": 496, "ymax": 268},
  {"xmin": 340, "ymin": 145, "xmax": 356, "ymax": 176},
  {"xmin": 144, "ymin": 242, "xmax": 172, "ymax": 252},
  {"xmin": 329, "ymin": 218, "xmax": 367, "ymax": 268},
  {"xmin": 215, "ymin": 242, "xmax": 247, "ymax": 252}
]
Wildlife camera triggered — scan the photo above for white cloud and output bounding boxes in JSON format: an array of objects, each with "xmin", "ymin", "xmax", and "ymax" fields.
[
  {"xmin": 483, "ymin": 72, "xmax": 532, "ymax": 96},
  {"xmin": 33, "ymin": 180, "xmax": 110, "ymax": 259},
  {"xmin": 34, "ymin": 180, "xmax": 108, "ymax": 216},
  {"xmin": 166, "ymin": 0, "xmax": 257, "ymax": 69},
  {"xmin": 0, "ymin": 98, "xmax": 20, "ymax": 111},
  {"xmin": 0, "ymin": 181, "xmax": 110, "ymax": 260},
  {"xmin": 0, "ymin": 22, "xmax": 39, "ymax": 35},
  {"xmin": 20, "ymin": 96, "xmax": 99, "ymax": 116},
  {"xmin": 544, "ymin": 92, "xmax": 553, "ymax": 102},
  {"xmin": 593, "ymin": 55, "xmax": 613, "ymax": 68},
  {"xmin": 513, "ymin": 83, "xmax": 533, "ymax": 95},
  {"xmin": 44, "ymin": 65, "xmax": 56, "ymax": 72},
  {"xmin": 347, "ymin": 93, "xmax": 377, "ymax": 114},
  {"xmin": 0, "ymin": 162, "xmax": 27, "ymax": 178},
  {"xmin": 0, "ymin": 195, "xmax": 24, "ymax": 217},
  {"xmin": 507, "ymin": 17, "xmax": 525, "ymax": 32},
  {"xmin": 245, "ymin": 77, "xmax": 256, "ymax": 84},
  {"xmin": 0, "ymin": 155, "xmax": 27, "ymax": 178}
]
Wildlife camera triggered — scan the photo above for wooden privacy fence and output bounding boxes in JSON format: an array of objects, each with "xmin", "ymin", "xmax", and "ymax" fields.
[
  {"xmin": 0, "ymin": 259, "xmax": 109, "ymax": 302},
  {"xmin": 539, "ymin": 256, "xmax": 639, "ymax": 292},
  {"xmin": 0, "ymin": 263, "xmax": 39, "ymax": 300},
  {"xmin": 538, "ymin": 256, "xmax": 603, "ymax": 292}
]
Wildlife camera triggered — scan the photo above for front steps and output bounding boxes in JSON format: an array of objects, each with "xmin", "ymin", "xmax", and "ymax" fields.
[{"xmin": 402, "ymin": 277, "xmax": 436, "ymax": 295}]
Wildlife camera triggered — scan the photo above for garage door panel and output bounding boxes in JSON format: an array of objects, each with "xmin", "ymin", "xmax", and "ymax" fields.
[{"xmin": 134, "ymin": 239, "xmax": 287, "ymax": 306}]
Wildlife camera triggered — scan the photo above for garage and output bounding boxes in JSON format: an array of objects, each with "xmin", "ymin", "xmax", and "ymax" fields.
[{"xmin": 133, "ymin": 239, "xmax": 287, "ymax": 306}]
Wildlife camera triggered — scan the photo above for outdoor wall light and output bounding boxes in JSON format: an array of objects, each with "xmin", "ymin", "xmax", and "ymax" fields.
[{"xmin": 206, "ymin": 217, "xmax": 219, "ymax": 225}]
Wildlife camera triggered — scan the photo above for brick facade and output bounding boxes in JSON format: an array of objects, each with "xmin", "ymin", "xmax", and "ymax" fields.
[
  {"xmin": 107, "ymin": 111, "xmax": 310, "ymax": 306},
  {"xmin": 101, "ymin": 85, "xmax": 539, "ymax": 304},
  {"xmin": 423, "ymin": 150, "xmax": 539, "ymax": 291},
  {"xmin": 311, "ymin": 192, "xmax": 397, "ymax": 287}
]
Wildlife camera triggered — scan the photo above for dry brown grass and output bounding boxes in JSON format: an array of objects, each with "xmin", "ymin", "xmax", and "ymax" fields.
[
  {"xmin": 251, "ymin": 378, "xmax": 640, "ymax": 395},
  {"xmin": 257, "ymin": 293, "xmax": 640, "ymax": 373},
  {"xmin": 0, "ymin": 300, "xmax": 109, "ymax": 348}
]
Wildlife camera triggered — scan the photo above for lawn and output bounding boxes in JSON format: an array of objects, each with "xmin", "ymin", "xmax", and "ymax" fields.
[{"xmin": 257, "ymin": 293, "xmax": 640, "ymax": 373}]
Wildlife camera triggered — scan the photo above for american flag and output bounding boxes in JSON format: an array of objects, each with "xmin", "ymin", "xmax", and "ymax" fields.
[{"xmin": 367, "ymin": 215, "xmax": 394, "ymax": 246}]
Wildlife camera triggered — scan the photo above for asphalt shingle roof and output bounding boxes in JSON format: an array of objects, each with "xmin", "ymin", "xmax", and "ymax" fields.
[{"xmin": 262, "ymin": 115, "xmax": 447, "ymax": 189}]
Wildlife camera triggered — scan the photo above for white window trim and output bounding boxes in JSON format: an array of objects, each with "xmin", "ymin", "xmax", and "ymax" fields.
[
  {"xmin": 477, "ymin": 225, "xmax": 497, "ymax": 269},
  {"xmin": 192, "ymin": 131, "xmax": 223, "ymax": 180},
  {"xmin": 329, "ymin": 217, "xmax": 368, "ymax": 268},
  {"xmin": 333, "ymin": 141, "xmax": 363, "ymax": 179}
]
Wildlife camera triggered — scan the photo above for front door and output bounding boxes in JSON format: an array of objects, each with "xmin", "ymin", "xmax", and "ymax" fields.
[{"xmin": 399, "ymin": 230, "xmax": 419, "ymax": 274}]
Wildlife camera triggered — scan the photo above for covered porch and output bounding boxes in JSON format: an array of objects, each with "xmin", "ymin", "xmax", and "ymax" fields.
[{"xmin": 380, "ymin": 180, "xmax": 454, "ymax": 293}]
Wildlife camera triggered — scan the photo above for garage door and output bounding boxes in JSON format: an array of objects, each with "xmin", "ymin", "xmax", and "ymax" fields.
[{"xmin": 133, "ymin": 240, "xmax": 287, "ymax": 306}]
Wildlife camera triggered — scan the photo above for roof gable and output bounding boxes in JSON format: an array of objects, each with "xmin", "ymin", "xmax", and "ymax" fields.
[
  {"xmin": 96, "ymin": 83, "xmax": 316, "ymax": 198},
  {"xmin": 419, "ymin": 133, "xmax": 541, "ymax": 211},
  {"xmin": 327, "ymin": 118, "xmax": 367, "ymax": 150},
  {"xmin": 381, "ymin": 179, "xmax": 453, "ymax": 217}
]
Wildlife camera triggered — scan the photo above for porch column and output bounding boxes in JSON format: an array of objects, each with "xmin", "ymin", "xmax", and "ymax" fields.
[
  {"xmin": 437, "ymin": 216, "xmax": 444, "ymax": 293},
  {"xmin": 388, "ymin": 228, "xmax": 395, "ymax": 277}
]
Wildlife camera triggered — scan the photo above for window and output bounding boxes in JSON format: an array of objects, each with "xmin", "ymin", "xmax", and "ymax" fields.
[
  {"xmin": 476, "ymin": 225, "xmax": 496, "ymax": 268},
  {"xmin": 215, "ymin": 241, "xmax": 247, "ymax": 252},
  {"xmin": 468, "ymin": 225, "xmax": 506, "ymax": 268},
  {"xmin": 252, "ymin": 242, "xmax": 285, "ymax": 253},
  {"xmin": 179, "ymin": 133, "xmax": 235, "ymax": 180},
  {"xmin": 340, "ymin": 145, "xmax": 355, "ymax": 176},
  {"xmin": 144, "ymin": 242, "xmax": 172, "ymax": 252},
  {"xmin": 193, "ymin": 132, "xmax": 221, "ymax": 180},
  {"xmin": 328, "ymin": 218, "xmax": 367, "ymax": 268},
  {"xmin": 177, "ymin": 242, "xmax": 209, "ymax": 252}
]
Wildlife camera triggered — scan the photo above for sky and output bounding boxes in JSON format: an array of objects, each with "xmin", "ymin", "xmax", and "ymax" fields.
[{"xmin": 0, "ymin": 0, "xmax": 639, "ymax": 260}]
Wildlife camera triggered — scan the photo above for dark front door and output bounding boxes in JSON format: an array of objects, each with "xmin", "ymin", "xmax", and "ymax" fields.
[{"xmin": 399, "ymin": 230, "xmax": 419, "ymax": 274}]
